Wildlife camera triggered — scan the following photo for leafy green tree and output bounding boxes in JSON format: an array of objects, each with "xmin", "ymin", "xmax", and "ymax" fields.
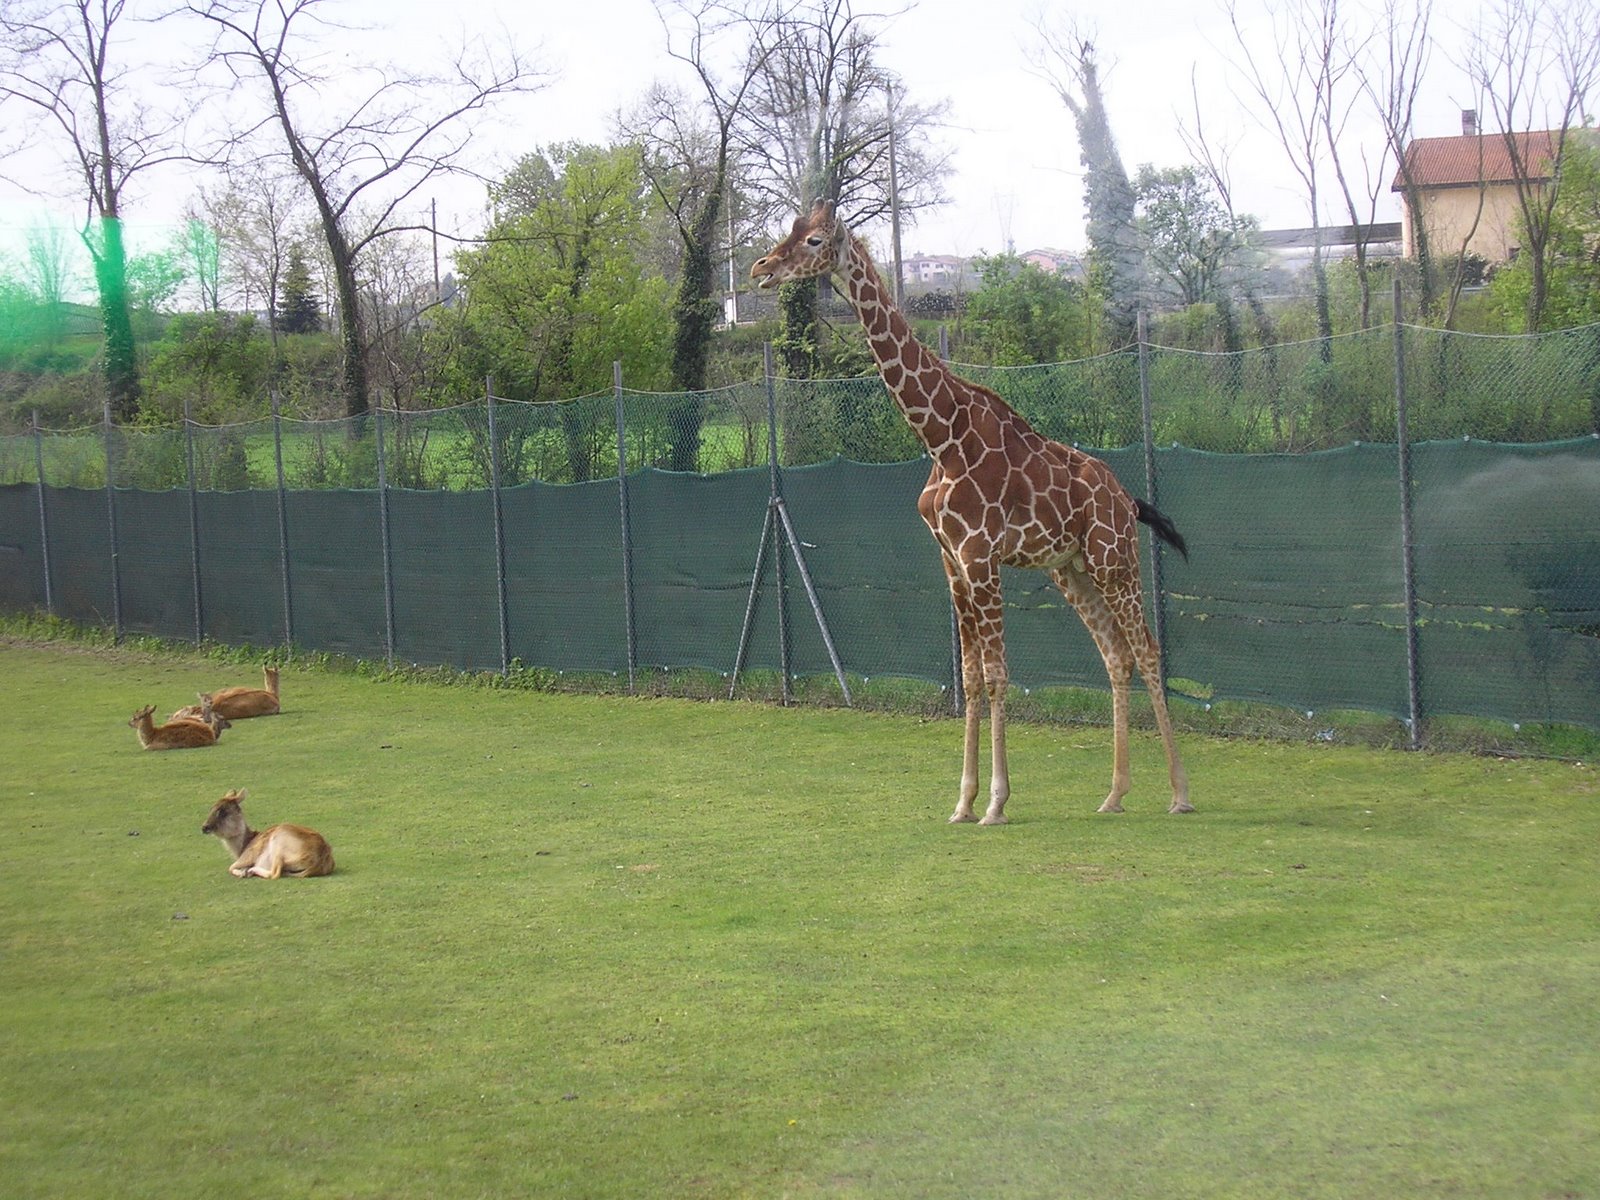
[
  {"xmin": 1489, "ymin": 136, "xmax": 1600, "ymax": 335},
  {"xmin": 1134, "ymin": 164, "xmax": 1259, "ymax": 307},
  {"xmin": 452, "ymin": 142, "xmax": 672, "ymax": 481},
  {"xmin": 144, "ymin": 312, "xmax": 272, "ymax": 424},
  {"xmin": 962, "ymin": 254, "xmax": 1092, "ymax": 367}
]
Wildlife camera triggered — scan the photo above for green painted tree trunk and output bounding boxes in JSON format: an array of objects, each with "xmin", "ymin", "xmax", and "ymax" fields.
[{"xmin": 89, "ymin": 216, "xmax": 141, "ymax": 422}]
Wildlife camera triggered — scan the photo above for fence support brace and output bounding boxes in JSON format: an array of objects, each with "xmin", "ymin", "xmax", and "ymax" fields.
[{"xmin": 729, "ymin": 344, "xmax": 853, "ymax": 706}]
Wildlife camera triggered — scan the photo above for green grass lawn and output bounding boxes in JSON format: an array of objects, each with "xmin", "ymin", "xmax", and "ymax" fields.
[{"xmin": 1, "ymin": 640, "xmax": 1596, "ymax": 1199}]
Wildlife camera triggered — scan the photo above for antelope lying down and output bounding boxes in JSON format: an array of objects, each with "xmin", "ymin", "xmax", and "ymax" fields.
[
  {"xmin": 170, "ymin": 695, "xmax": 232, "ymax": 737},
  {"xmin": 201, "ymin": 789, "xmax": 334, "ymax": 879},
  {"xmin": 203, "ymin": 666, "xmax": 280, "ymax": 720},
  {"xmin": 129, "ymin": 703, "xmax": 218, "ymax": 751}
]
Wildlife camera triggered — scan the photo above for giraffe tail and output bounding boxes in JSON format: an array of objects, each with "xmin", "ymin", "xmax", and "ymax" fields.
[{"xmin": 1135, "ymin": 499, "xmax": 1189, "ymax": 561}]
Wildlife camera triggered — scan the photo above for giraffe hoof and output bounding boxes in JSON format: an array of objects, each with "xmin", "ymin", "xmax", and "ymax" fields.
[
  {"xmin": 978, "ymin": 812, "xmax": 1008, "ymax": 826},
  {"xmin": 948, "ymin": 811, "xmax": 979, "ymax": 824},
  {"xmin": 1169, "ymin": 800, "xmax": 1196, "ymax": 814},
  {"xmin": 1097, "ymin": 799, "xmax": 1125, "ymax": 814}
]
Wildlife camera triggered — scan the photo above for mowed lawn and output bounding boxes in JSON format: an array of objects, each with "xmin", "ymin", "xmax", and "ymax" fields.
[{"xmin": 1, "ymin": 641, "xmax": 1596, "ymax": 1199}]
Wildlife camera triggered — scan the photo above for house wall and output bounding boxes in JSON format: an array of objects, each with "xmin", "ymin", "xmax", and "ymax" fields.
[{"xmin": 1406, "ymin": 183, "xmax": 1544, "ymax": 263}]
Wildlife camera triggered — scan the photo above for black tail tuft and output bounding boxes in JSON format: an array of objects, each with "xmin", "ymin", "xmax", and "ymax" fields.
[{"xmin": 1134, "ymin": 499, "xmax": 1188, "ymax": 561}]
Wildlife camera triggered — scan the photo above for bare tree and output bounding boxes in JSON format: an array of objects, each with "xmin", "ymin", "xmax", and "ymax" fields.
[
  {"xmin": 1359, "ymin": 0, "xmax": 1440, "ymax": 318},
  {"xmin": 1031, "ymin": 20, "xmax": 1142, "ymax": 350},
  {"xmin": 186, "ymin": 0, "xmax": 549, "ymax": 416},
  {"xmin": 623, "ymin": 0, "xmax": 788, "ymax": 468},
  {"xmin": 197, "ymin": 167, "xmax": 305, "ymax": 345},
  {"xmin": 0, "ymin": 0, "xmax": 191, "ymax": 419},
  {"xmin": 1317, "ymin": 3, "xmax": 1386, "ymax": 329},
  {"xmin": 737, "ymin": 0, "xmax": 949, "ymax": 377},
  {"xmin": 1222, "ymin": 0, "xmax": 1345, "ymax": 355},
  {"xmin": 1464, "ymin": 0, "xmax": 1600, "ymax": 330},
  {"xmin": 23, "ymin": 217, "xmax": 76, "ymax": 309}
]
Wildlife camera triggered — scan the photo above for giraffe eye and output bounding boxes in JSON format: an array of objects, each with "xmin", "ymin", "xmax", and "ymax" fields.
[{"xmin": 805, "ymin": 236, "xmax": 824, "ymax": 247}]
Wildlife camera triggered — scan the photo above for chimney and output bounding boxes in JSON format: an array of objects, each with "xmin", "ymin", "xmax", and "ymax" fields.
[{"xmin": 1462, "ymin": 109, "xmax": 1478, "ymax": 136}]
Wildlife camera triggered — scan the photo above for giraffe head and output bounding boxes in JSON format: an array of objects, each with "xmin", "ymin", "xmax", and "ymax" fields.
[{"xmin": 750, "ymin": 200, "xmax": 849, "ymax": 289}]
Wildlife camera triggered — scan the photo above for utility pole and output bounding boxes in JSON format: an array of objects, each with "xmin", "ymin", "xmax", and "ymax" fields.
[
  {"xmin": 726, "ymin": 183, "xmax": 739, "ymax": 326},
  {"xmin": 887, "ymin": 82, "xmax": 904, "ymax": 305}
]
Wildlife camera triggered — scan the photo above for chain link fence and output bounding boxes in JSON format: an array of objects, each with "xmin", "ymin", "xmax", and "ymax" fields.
[{"xmin": 2, "ymin": 317, "xmax": 1598, "ymax": 740}]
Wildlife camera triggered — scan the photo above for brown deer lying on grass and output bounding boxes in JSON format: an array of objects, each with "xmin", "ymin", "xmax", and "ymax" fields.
[
  {"xmin": 129, "ymin": 703, "xmax": 218, "ymax": 751},
  {"xmin": 203, "ymin": 666, "xmax": 280, "ymax": 720},
  {"xmin": 201, "ymin": 789, "xmax": 334, "ymax": 879},
  {"xmin": 170, "ymin": 696, "xmax": 232, "ymax": 738}
]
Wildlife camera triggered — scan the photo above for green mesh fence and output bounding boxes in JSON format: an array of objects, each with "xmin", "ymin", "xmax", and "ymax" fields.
[{"xmin": 2, "ymin": 323, "xmax": 1598, "ymax": 734}]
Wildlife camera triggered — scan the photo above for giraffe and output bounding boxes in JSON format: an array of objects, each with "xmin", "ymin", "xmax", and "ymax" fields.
[{"xmin": 751, "ymin": 200, "xmax": 1192, "ymax": 824}]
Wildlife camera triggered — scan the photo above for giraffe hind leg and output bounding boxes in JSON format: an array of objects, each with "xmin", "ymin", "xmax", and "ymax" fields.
[
  {"xmin": 1051, "ymin": 567, "xmax": 1134, "ymax": 813},
  {"xmin": 944, "ymin": 554, "xmax": 983, "ymax": 823},
  {"xmin": 1100, "ymin": 572, "xmax": 1193, "ymax": 814}
]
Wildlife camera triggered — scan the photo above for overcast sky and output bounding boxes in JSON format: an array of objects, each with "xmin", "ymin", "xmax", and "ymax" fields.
[{"xmin": 0, "ymin": 0, "xmax": 1500, "ymax": 277}]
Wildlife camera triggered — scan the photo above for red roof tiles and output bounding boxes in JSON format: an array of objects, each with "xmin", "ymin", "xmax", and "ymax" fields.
[{"xmin": 1393, "ymin": 130, "xmax": 1559, "ymax": 190}]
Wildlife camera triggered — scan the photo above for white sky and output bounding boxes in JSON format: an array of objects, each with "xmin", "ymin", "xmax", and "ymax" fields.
[{"xmin": 0, "ymin": 0, "xmax": 1497, "ymax": 284}]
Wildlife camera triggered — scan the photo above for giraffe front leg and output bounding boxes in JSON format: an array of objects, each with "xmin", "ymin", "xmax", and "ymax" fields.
[
  {"xmin": 1097, "ymin": 668, "xmax": 1133, "ymax": 814},
  {"xmin": 945, "ymin": 557, "xmax": 984, "ymax": 823},
  {"xmin": 950, "ymin": 699, "xmax": 982, "ymax": 823},
  {"xmin": 979, "ymin": 678, "xmax": 1010, "ymax": 824},
  {"xmin": 968, "ymin": 568, "xmax": 1011, "ymax": 826}
]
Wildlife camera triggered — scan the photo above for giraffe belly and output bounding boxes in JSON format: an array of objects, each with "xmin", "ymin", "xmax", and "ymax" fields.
[{"xmin": 1005, "ymin": 542, "xmax": 1087, "ymax": 573}]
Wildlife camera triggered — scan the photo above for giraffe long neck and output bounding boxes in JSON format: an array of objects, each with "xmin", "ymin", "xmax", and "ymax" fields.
[{"xmin": 837, "ymin": 237, "xmax": 964, "ymax": 456}]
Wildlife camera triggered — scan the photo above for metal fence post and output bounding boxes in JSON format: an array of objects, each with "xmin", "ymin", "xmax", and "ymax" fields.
[
  {"xmin": 32, "ymin": 411, "xmax": 54, "ymax": 615},
  {"xmin": 270, "ymin": 391, "xmax": 295, "ymax": 652},
  {"xmin": 183, "ymin": 398, "xmax": 204, "ymax": 644},
  {"xmin": 1138, "ymin": 310, "xmax": 1170, "ymax": 690},
  {"xmin": 614, "ymin": 360, "xmax": 638, "ymax": 691},
  {"xmin": 937, "ymin": 328, "xmax": 963, "ymax": 716},
  {"xmin": 101, "ymin": 400, "xmax": 124, "ymax": 644},
  {"xmin": 486, "ymin": 377, "xmax": 512, "ymax": 676},
  {"xmin": 374, "ymin": 401, "xmax": 397, "ymax": 669},
  {"xmin": 1393, "ymin": 281, "xmax": 1423, "ymax": 749}
]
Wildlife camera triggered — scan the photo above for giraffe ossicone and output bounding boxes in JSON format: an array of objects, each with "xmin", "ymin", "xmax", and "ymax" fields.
[{"xmin": 752, "ymin": 200, "xmax": 1192, "ymax": 823}]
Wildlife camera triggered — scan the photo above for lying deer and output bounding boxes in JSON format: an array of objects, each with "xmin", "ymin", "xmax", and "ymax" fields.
[
  {"xmin": 170, "ymin": 696, "xmax": 232, "ymax": 738},
  {"xmin": 129, "ymin": 703, "xmax": 218, "ymax": 751},
  {"xmin": 201, "ymin": 789, "xmax": 335, "ymax": 879},
  {"xmin": 203, "ymin": 665, "xmax": 280, "ymax": 720}
]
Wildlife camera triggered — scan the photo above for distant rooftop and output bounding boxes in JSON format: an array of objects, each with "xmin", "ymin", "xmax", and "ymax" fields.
[{"xmin": 1393, "ymin": 130, "xmax": 1559, "ymax": 191}]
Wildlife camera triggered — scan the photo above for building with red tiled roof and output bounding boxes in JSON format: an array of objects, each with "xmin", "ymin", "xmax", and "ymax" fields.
[{"xmin": 1391, "ymin": 110, "xmax": 1558, "ymax": 263}]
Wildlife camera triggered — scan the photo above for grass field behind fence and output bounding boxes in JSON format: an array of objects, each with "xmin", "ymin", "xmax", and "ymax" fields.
[{"xmin": 1, "ymin": 640, "xmax": 1597, "ymax": 1199}]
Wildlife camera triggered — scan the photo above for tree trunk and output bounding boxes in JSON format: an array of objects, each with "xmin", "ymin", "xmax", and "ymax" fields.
[
  {"xmin": 777, "ymin": 278, "xmax": 819, "ymax": 379},
  {"xmin": 90, "ymin": 216, "xmax": 141, "ymax": 422},
  {"xmin": 664, "ymin": 194, "xmax": 723, "ymax": 472},
  {"xmin": 329, "ymin": 242, "xmax": 369, "ymax": 419}
]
